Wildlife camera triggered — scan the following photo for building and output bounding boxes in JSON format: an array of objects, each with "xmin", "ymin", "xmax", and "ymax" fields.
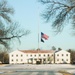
[
  {"xmin": 9, "ymin": 50, "xmax": 54, "ymax": 64},
  {"xmin": 9, "ymin": 50, "xmax": 70, "ymax": 64},
  {"xmin": 55, "ymin": 50, "xmax": 70, "ymax": 64}
]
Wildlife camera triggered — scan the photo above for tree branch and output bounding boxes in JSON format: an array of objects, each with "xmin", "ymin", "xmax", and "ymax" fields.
[{"xmin": 0, "ymin": 31, "xmax": 29, "ymax": 40}]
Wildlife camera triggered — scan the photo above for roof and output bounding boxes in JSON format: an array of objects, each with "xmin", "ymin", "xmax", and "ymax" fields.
[
  {"xmin": 19, "ymin": 50, "xmax": 54, "ymax": 53},
  {"xmin": 55, "ymin": 50, "xmax": 70, "ymax": 54}
]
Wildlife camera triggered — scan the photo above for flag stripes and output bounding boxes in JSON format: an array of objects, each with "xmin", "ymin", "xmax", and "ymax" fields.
[{"xmin": 41, "ymin": 32, "xmax": 49, "ymax": 42}]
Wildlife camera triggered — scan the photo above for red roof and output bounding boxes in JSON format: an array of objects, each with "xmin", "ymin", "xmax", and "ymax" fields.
[{"xmin": 19, "ymin": 50, "xmax": 54, "ymax": 53}]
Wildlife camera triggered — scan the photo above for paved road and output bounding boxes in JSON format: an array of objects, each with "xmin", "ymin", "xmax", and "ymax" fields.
[
  {"xmin": 0, "ymin": 64, "xmax": 75, "ymax": 75},
  {"xmin": 0, "ymin": 71, "xmax": 57, "ymax": 75}
]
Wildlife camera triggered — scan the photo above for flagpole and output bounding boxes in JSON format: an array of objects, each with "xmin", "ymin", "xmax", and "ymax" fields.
[
  {"xmin": 38, "ymin": 21, "xmax": 39, "ymax": 50},
  {"xmin": 37, "ymin": 15, "xmax": 40, "ymax": 62},
  {"xmin": 37, "ymin": 6, "xmax": 40, "ymax": 62}
]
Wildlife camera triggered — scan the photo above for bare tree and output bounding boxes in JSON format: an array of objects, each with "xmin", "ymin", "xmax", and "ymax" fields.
[
  {"xmin": 67, "ymin": 49, "xmax": 75, "ymax": 64},
  {"xmin": 0, "ymin": 0, "xmax": 14, "ymax": 24},
  {"xmin": 58, "ymin": 47, "xmax": 62, "ymax": 51},
  {"xmin": 0, "ymin": 0, "xmax": 30, "ymax": 48},
  {"xmin": 40, "ymin": 0, "xmax": 75, "ymax": 33},
  {"xmin": 0, "ymin": 22, "xmax": 30, "ymax": 48},
  {"xmin": 52, "ymin": 46, "xmax": 56, "ymax": 50},
  {"xmin": 0, "ymin": 51, "xmax": 9, "ymax": 64}
]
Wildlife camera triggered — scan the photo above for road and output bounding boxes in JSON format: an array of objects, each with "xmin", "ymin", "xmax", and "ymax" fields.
[
  {"xmin": 0, "ymin": 71, "xmax": 56, "ymax": 75},
  {"xmin": 0, "ymin": 64, "xmax": 75, "ymax": 75}
]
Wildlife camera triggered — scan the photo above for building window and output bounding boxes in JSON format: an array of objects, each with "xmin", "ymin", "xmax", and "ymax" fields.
[
  {"xmin": 57, "ymin": 59, "xmax": 59, "ymax": 61},
  {"xmin": 48, "ymin": 54, "xmax": 49, "ymax": 57},
  {"xmin": 62, "ymin": 54, "xmax": 64, "ymax": 56},
  {"xmin": 66, "ymin": 59, "xmax": 68, "ymax": 61},
  {"xmin": 16, "ymin": 59, "xmax": 18, "ymax": 61},
  {"xmin": 34, "ymin": 59, "xmax": 37, "ymax": 61},
  {"xmin": 16, "ymin": 55, "xmax": 18, "ymax": 57},
  {"xmin": 12, "ymin": 55, "xmax": 13, "ymax": 57},
  {"xmin": 21, "ymin": 59, "xmax": 23, "ymax": 61},
  {"xmin": 39, "ymin": 54, "xmax": 41, "ymax": 56},
  {"xmin": 44, "ymin": 54, "xmax": 45, "ymax": 57},
  {"xmin": 52, "ymin": 54, "xmax": 53, "ymax": 56},
  {"xmin": 62, "ymin": 59, "xmax": 64, "ymax": 61},
  {"xmin": 21, "ymin": 54, "xmax": 23, "ymax": 57},
  {"xmin": 66, "ymin": 54, "xmax": 68, "ymax": 56},
  {"xmin": 57, "ymin": 54, "xmax": 59, "ymax": 56},
  {"xmin": 30, "ymin": 55, "xmax": 32, "ymax": 57},
  {"xmin": 12, "ymin": 59, "xmax": 13, "ymax": 61},
  {"xmin": 34, "ymin": 55, "xmax": 36, "ymax": 57}
]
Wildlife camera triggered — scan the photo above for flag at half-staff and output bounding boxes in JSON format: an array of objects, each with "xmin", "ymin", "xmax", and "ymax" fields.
[{"xmin": 41, "ymin": 32, "xmax": 49, "ymax": 42}]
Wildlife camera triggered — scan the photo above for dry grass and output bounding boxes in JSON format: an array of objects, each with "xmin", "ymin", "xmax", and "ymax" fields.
[{"xmin": 58, "ymin": 70, "xmax": 73, "ymax": 75}]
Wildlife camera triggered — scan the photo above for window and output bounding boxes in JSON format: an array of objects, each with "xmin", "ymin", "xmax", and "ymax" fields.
[
  {"xmin": 39, "ymin": 54, "xmax": 41, "ymax": 56},
  {"xmin": 26, "ymin": 54, "xmax": 28, "ymax": 56},
  {"xmin": 30, "ymin": 55, "xmax": 32, "ymax": 57},
  {"xmin": 16, "ymin": 55, "xmax": 18, "ymax": 57},
  {"xmin": 66, "ymin": 54, "xmax": 68, "ymax": 56},
  {"xmin": 21, "ymin": 54, "xmax": 23, "ymax": 57},
  {"xmin": 16, "ymin": 59, "xmax": 18, "ymax": 61},
  {"xmin": 34, "ymin": 55, "xmax": 36, "ymax": 57},
  {"xmin": 48, "ymin": 54, "xmax": 49, "ymax": 57},
  {"xmin": 57, "ymin": 54, "xmax": 59, "ymax": 56},
  {"xmin": 57, "ymin": 59, "xmax": 59, "ymax": 61},
  {"xmin": 62, "ymin": 59, "xmax": 63, "ymax": 61},
  {"xmin": 12, "ymin": 55, "xmax": 13, "ymax": 57},
  {"xmin": 62, "ymin": 54, "xmax": 64, "ymax": 56},
  {"xmin": 12, "ymin": 59, "xmax": 13, "ymax": 61},
  {"xmin": 66, "ymin": 59, "xmax": 68, "ymax": 61},
  {"xmin": 44, "ymin": 54, "xmax": 45, "ymax": 57},
  {"xmin": 34, "ymin": 59, "xmax": 37, "ymax": 61},
  {"xmin": 21, "ymin": 59, "xmax": 23, "ymax": 61},
  {"xmin": 52, "ymin": 54, "xmax": 53, "ymax": 56}
]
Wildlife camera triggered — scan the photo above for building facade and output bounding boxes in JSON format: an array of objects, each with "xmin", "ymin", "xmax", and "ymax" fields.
[
  {"xmin": 55, "ymin": 50, "xmax": 70, "ymax": 64},
  {"xmin": 9, "ymin": 50, "xmax": 70, "ymax": 64}
]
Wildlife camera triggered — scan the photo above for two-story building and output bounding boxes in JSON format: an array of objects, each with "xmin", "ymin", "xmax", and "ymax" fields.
[
  {"xmin": 9, "ymin": 50, "xmax": 54, "ymax": 64},
  {"xmin": 55, "ymin": 50, "xmax": 70, "ymax": 64},
  {"xmin": 9, "ymin": 50, "xmax": 70, "ymax": 64}
]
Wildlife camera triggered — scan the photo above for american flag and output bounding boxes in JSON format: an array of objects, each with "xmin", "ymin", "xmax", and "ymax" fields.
[{"xmin": 41, "ymin": 32, "xmax": 49, "ymax": 40}]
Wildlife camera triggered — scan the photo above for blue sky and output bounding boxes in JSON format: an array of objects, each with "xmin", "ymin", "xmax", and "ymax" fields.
[{"xmin": 7, "ymin": 0, "xmax": 75, "ymax": 50}]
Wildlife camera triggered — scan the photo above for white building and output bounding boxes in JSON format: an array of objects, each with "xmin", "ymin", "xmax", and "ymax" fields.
[
  {"xmin": 9, "ymin": 50, "xmax": 70, "ymax": 64},
  {"xmin": 9, "ymin": 50, "xmax": 54, "ymax": 64},
  {"xmin": 55, "ymin": 50, "xmax": 70, "ymax": 64}
]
